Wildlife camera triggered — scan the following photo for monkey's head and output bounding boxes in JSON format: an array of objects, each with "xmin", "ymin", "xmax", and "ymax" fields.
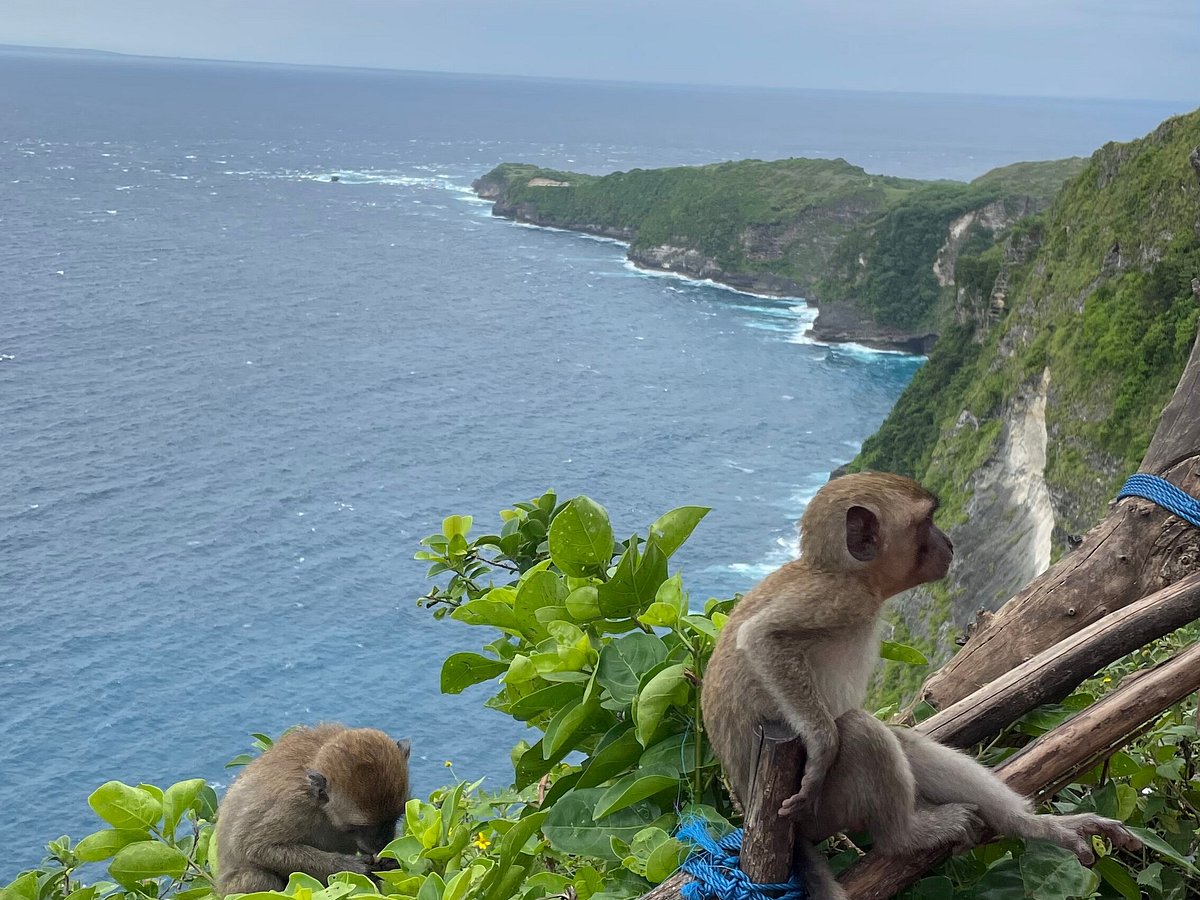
[
  {"xmin": 800, "ymin": 472, "xmax": 952, "ymax": 597},
  {"xmin": 307, "ymin": 728, "xmax": 411, "ymax": 856}
]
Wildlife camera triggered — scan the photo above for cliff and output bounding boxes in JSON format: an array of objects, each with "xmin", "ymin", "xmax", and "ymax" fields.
[
  {"xmin": 474, "ymin": 157, "xmax": 1082, "ymax": 351},
  {"xmin": 852, "ymin": 110, "xmax": 1200, "ymax": 705}
]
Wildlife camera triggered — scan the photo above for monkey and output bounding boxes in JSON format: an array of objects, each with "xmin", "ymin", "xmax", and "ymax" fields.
[
  {"xmin": 215, "ymin": 724, "xmax": 411, "ymax": 897},
  {"xmin": 702, "ymin": 472, "xmax": 1140, "ymax": 899}
]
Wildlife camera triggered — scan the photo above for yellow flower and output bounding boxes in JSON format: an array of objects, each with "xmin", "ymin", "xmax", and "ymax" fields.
[
  {"xmin": 1103, "ymin": 676, "xmax": 1112, "ymax": 683},
  {"xmin": 472, "ymin": 831, "xmax": 492, "ymax": 850}
]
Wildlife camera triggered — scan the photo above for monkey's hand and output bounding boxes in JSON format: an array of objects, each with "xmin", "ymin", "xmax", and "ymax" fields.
[
  {"xmin": 333, "ymin": 854, "xmax": 376, "ymax": 878},
  {"xmin": 1046, "ymin": 814, "xmax": 1143, "ymax": 866},
  {"xmin": 371, "ymin": 855, "xmax": 401, "ymax": 872},
  {"xmin": 779, "ymin": 772, "xmax": 824, "ymax": 821}
]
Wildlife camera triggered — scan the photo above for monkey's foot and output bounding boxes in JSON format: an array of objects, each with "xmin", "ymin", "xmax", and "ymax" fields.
[
  {"xmin": 1049, "ymin": 814, "xmax": 1143, "ymax": 866},
  {"xmin": 880, "ymin": 802, "xmax": 982, "ymax": 856}
]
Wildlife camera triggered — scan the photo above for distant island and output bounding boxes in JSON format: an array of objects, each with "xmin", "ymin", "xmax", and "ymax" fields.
[{"xmin": 473, "ymin": 156, "xmax": 1084, "ymax": 352}]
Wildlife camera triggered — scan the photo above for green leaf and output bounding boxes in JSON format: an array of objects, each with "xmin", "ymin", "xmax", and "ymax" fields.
[
  {"xmin": 577, "ymin": 726, "xmax": 642, "ymax": 789},
  {"xmin": 679, "ymin": 615, "xmax": 719, "ymax": 641},
  {"xmin": 596, "ymin": 633, "xmax": 669, "ymax": 707},
  {"xmin": 878, "ymin": 640, "xmax": 928, "ymax": 665},
  {"xmin": 109, "ymin": 841, "xmax": 189, "ymax": 886},
  {"xmin": 908, "ymin": 876, "xmax": 953, "ymax": 900},
  {"xmin": 647, "ymin": 507, "xmax": 710, "ymax": 558},
  {"xmin": 1093, "ymin": 857, "xmax": 1140, "ymax": 900},
  {"xmin": 451, "ymin": 600, "xmax": 521, "ymax": 633},
  {"xmin": 638, "ymin": 602, "xmax": 678, "ymax": 628},
  {"xmin": 543, "ymin": 691, "xmax": 602, "ymax": 758},
  {"xmin": 442, "ymin": 515, "xmax": 473, "ymax": 539},
  {"xmin": 1124, "ymin": 826, "xmax": 1200, "ymax": 874},
  {"xmin": 634, "ymin": 664, "xmax": 690, "ymax": 746},
  {"xmin": 484, "ymin": 811, "xmax": 548, "ymax": 900},
  {"xmin": 88, "ymin": 782, "xmax": 163, "ymax": 831},
  {"xmin": 548, "ymin": 497, "xmax": 614, "ymax": 577},
  {"xmin": 75, "ymin": 829, "xmax": 151, "ymax": 862},
  {"xmin": 441, "ymin": 653, "xmax": 508, "ymax": 694},
  {"xmin": 508, "ymin": 682, "xmax": 586, "ymax": 720},
  {"xmin": 162, "ymin": 778, "xmax": 207, "ymax": 837},
  {"xmin": 644, "ymin": 835, "xmax": 690, "ymax": 883},
  {"xmin": 641, "ymin": 732, "xmax": 703, "ymax": 774},
  {"xmin": 1018, "ymin": 841, "xmax": 1098, "ymax": 899},
  {"xmin": 543, "ymin": 788, "xmax": 661, "ymax": 861},
  {"xmin": 565, "ymin": 586, "xmax": 602, "ymax": 621},
  {"xmin": 598, "ymin": 541, "xmax": 668, "ymax": 618},
  {"xmin": 0, "ymin": 873, "xmax": 38, "ymax": 900},
  {"xmin": 970, "ymin": 858, "xmax": 1023, "ymax": 900},
  {"xmin": 514, "ymin": 571, "xmax": 569, "ymax": 636},
  {"xmin": 594, "ymin": 769, "xmax": 679, "ymax": 818},
  {"xmin": 418, "ymin": 873, "xmax": 445, "ymax": 900}
]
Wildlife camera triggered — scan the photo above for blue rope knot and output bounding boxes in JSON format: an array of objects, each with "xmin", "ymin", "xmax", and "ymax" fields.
[
  {"xmin": 676, "ymin": 819, "xmax": 807, "ymax": 900},
  {"xmin": 1117, "ymin": 474, "xmax": 1200, "ymax": 529}
]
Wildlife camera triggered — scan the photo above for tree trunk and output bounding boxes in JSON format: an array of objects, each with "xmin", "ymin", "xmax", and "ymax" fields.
[{"xmin": 915, "ymin": 331, "xmax": 1200, "ymax": 713}]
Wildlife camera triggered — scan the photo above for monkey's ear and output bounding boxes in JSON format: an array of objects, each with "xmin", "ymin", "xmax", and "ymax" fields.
[
  {"xmin": 307, "ymin": 771, "xmax": 329, "ymax": 804},
  {"xmin": 396, "ymin": 739, "xmax": 411, "ymax": 759},
  {"xmin": 845, "ymin": 506, "xmax": 879, "ymax": 562}
]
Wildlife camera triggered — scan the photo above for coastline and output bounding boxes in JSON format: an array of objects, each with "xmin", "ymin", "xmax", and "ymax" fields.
[
  {"xmin": 486, "ymin": 205, "xmax": 925, "ymax": 358},
  {"xmin": 474, "ymin": 182, "xmax": 931, "ymax": 355}
]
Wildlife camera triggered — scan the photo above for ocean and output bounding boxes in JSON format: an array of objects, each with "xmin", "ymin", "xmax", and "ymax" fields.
[{"xmin": 0, "ymin": 46, "xmax": 1188, "ymax": 872}]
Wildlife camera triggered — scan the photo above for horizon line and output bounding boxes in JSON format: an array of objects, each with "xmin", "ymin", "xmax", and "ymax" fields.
[{"xmin": 2, "ymin": 41, "xmax": 1197, "ymax": 108}]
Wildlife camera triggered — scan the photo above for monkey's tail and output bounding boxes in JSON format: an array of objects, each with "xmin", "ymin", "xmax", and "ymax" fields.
[{"xmin": 793, "ymin": 840, "xmax": 848, "ymax": 900}]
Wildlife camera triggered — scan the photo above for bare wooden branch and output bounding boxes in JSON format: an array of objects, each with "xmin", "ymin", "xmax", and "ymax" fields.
[
  {"xmin": 919, "ymin": 570, "xmax": 1200, "ymax": 748},
  {"xmin": 839, "ymin": 641, "xmax": 1200, "ymax": 899},
  {"xmin": 915, "ymin": 328, "xmax": 1200, "ymax": 713},
  {"xmin": 740, "ymin": 721, "xmax": 805, "ymax": 883}
]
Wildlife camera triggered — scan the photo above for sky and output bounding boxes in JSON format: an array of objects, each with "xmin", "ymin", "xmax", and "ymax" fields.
[{"xmin": 2, "ymin": 0, "xmax": 1197, "ymax": 101}]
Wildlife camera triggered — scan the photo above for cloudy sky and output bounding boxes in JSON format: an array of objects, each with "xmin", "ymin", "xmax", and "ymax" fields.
[{"xmin": 3, "ymin": 0, "xmax": 1197, "ymax": 101}]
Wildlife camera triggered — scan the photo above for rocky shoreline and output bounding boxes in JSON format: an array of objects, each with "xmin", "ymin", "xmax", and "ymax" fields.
[{"xmin": 473, "ymin": 176, "xmax": 934, "ymax": 354}]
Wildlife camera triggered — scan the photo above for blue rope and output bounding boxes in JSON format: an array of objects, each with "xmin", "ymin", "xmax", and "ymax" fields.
[
  {"xmin": 676, "ymin": 819, "xmax": 807, "ymax": 900},
  {"xmin": 1117, "ymin": 474, "xmax": 1200, "ymax": 528}
]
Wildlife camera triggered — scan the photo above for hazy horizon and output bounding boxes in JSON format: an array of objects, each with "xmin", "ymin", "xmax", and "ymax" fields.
[
  {"xmin": 2, "ymin": 41, "xmax": 1197, "ymax": 107},
  {"xmin": 2, "ymin": 0, "xmax": 1197, "ymax": 104}
]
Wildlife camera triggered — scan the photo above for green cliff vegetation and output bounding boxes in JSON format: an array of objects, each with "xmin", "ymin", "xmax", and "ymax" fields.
[
  {"xmin": 855, "ymin": 111, "xmax": 1200, "ymax": 709},
  {"xmin": 476, "ymin": 156, "xmax": 1083, "ymax": 340},
  {"xmin": 857, "ymin": 111, "xmax": 1200, "ymax": 532}
]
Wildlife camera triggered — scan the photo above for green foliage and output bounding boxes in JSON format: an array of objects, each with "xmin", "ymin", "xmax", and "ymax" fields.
[
  {"xmin": 0, "ymin": 778, "xmax": 219, "ymax": 900},
  {"xmin": 4, "ymin": 491, "xmax": 1198, "ymax": 899}
]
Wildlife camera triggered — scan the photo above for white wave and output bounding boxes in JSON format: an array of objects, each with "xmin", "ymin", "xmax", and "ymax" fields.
[
  {"xmin": 619, "ymin": 257, "xmax": 810, "ymax": 303},
  {"xmin": 788, "ymin": 328, "xmax": 922, "ymax": 359},
  {"xmin": 724, "ymin": 460, "xmax": 755, "ymax": 474}
]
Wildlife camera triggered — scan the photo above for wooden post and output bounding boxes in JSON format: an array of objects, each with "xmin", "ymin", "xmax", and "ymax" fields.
[{"xmin": 739, "ymin": 721, "xmax": 806, "ymax": 883}]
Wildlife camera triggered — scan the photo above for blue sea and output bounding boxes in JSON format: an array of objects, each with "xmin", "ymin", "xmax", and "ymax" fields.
[{"xmin": 0, "ymin": 46, "xmax": 1188, "ymax": 872}]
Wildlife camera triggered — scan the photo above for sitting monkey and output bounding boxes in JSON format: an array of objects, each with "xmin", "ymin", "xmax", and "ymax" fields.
[
  {"xmin": 702, "ymin": 472, "xmax": 1140, "ymax": 899},
  {"xmin": 216, "ymin": 724, "xmax": 411, "ymax": 896}
]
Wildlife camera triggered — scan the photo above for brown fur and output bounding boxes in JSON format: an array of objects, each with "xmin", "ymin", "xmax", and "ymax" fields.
[
  {"xmin": 702, "ymin": 472, "xmax": 1139, "ymax": 899},
  {"xmin": 215, "ymin": 724, "xmax": 410, "ymax": 897}
]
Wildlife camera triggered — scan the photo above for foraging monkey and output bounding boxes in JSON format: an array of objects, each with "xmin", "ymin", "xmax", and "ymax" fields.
[
  {"xmin": 216, "ymin": 724, "xmax": 411, "ymax": 897},
  {"xmin": 702, "ymin": 472, "xmax": 1140, "ymax": 898}
]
